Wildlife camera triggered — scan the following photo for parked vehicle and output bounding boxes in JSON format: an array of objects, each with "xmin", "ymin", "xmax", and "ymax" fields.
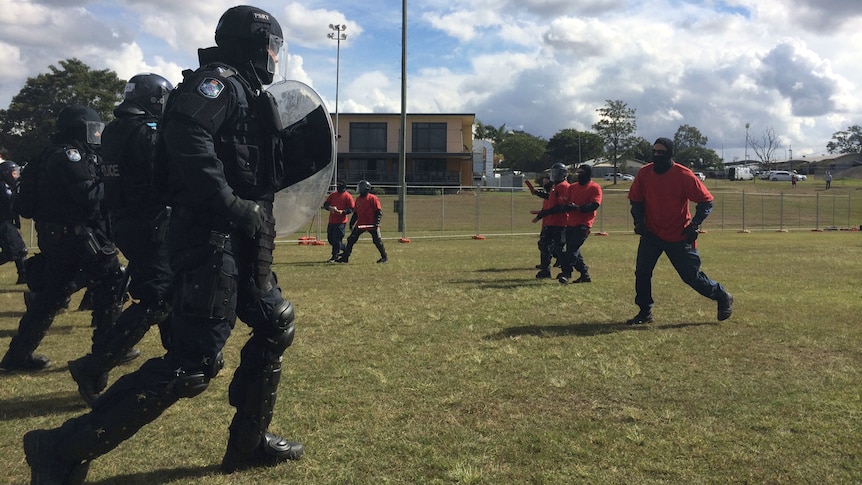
[
  {"xmin": 768, "ymin": 170, "xmax": 806, "ymax": 182},
  {"xmin": 604, "ymin": 172, "xmax": 634, "ymax": 181},
  {"xmin": 694, "ymin": 172, "xmax": 706, "ymax": 181},
  {"xmin": 727, "ymin": 166, "xmax": 754, "ymax": 180}
]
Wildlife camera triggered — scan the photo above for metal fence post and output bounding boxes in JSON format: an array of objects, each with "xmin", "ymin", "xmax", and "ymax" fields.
[
  {"xmin": 779, "ymin": 192, "xmax": 784, "ymax": 231},
  {"xmin": 815, "ymin": 192, "xmax": 820, "ymax": 230}
]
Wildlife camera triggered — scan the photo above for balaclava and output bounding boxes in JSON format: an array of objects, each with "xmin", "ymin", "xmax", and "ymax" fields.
[
  {"xmin": 652, "ymin": 137, "xmax": 674, "ymax": 174},
  {"xmin": 577, "ymin": 164, "xmax": 592, "ymax": 185},
  {"xmin": 337, "ymin": 181, "xmax": 347, "ymax": 193}
]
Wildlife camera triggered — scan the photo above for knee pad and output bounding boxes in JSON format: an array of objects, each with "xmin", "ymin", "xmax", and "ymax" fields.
[
  {"xmin": 166, "ymin": 370, "xmax": 211, "ymax": 398},
  {"xmin": 269, "ymin": 300, "xmax": 295, "ymax": 350},
  {"xmin": 162, "ymin": 352, "xmax": 224, "ymax": 399}
]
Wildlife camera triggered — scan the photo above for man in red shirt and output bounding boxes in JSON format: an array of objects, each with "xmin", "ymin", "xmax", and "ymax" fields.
[
  {"xmin": 336, "ymin": 180, "xmax": 388, "ymax": 264},
  {"xmin": 557, "ymin": 164, "xmax": 602, "ymax": 284},
  {"xmin": 527, "ymin": 175, "xmax": 559, "ymax": 270},
  {"xmin": 322, "ymin": 180, "xmax": 354, "ymax": 262},
  {"xmin": 627, "ymin": 137, "xmax": 733, "ymax": 324},
  {"xmin": 530, "ymin": 163, "xmax": 569, "ymax": 279}
]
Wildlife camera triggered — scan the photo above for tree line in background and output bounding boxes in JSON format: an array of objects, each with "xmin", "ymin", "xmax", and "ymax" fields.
[
  {"xmin": 0, "ymin": 59, "xmax": 860, "ymax": 172},
  {"xmin": 477, "ymin": 100, "xmax": 862, "ymax": 178}
]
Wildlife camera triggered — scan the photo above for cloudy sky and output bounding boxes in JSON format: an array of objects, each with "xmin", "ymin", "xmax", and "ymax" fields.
[{"xmin": 1, "ymin": 0, "xmax": 860, "ymax": 162}]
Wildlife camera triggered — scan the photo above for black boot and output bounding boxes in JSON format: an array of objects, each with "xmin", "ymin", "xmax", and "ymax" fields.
[
  {"xmin": 573, "ymin": 272, "xmax": 592, "ymax": 283},
  {"xmin": 222, "ymin": 431, "xmax": 303, "ymax": 473},
  {"xmin": 68, "ymin": 355, "xmax": 109, "ymax": 407},
  {"xmin": 24, "ymin": 428, "xmax": 90, "ymax": 485}
]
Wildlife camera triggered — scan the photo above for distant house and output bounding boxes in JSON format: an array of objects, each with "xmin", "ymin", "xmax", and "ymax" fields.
[
  {"xmin": 727, "ymin": 153, "xmax": 861, "ymax": 177},
  {"xmin": 782, "ymin": 153, "xmax": 861, "ymax": 176},
  {"xmin": 331, "ymin": 113, "xmax": 475, "ymax": 189}
]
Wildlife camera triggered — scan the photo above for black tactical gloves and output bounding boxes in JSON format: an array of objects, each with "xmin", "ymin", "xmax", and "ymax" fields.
[
  {"xmin": 683, "ymin": 223, "xmax": 699, "ymax": 243},
  {"xmin": 224, "ymin": 195, "xmax": 265, "ymax": 237}
]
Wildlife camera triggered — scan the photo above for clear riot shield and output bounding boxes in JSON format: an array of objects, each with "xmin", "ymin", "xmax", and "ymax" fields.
[{"xmin": 266, "ymin": 80, "xmax": 336, "ymax": 238}]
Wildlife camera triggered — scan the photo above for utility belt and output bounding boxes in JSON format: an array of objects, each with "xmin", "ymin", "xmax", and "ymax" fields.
[{"xmin": 38, "ymin": 221, "xmax": 118, "ymax": 259}]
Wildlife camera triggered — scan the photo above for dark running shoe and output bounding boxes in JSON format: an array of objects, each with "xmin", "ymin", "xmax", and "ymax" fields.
[
  {"xmin": 626, "ymin": 312, "xmax": 654, "ymax": 325},
  {"xmin": 118, "ymin": 348, "xmax": 141, "ymax": 365},
  {"xmin": 377, "ymin": 257, "xmax": 388, "ymax": 264},
  {"xmin": 535, "ymin": 269, "xmax": 551, "ymax": 279},
  {"xmin": 557, "ymin": 274, "xmax": 569, "ymax": 284},
  {"xmin": 0, "ymin": 353, "xmax": 51, "ymax": 372},
  {"xmin": 573, "ymin": 273, "xmax": 592, "ymax": 283},
  {"xmin": 717, "ymin": 292, "xmax": 734, "ymax": 321}
]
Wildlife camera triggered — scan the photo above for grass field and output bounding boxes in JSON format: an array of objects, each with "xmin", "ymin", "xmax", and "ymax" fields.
[{"xmin": 1, "ymin": 227, "xmax": 861, "ymax": 484}]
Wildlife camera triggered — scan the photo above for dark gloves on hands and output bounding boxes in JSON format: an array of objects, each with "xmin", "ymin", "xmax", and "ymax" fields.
[
  {"xmin": 633, "ymin": 223, "xmax": 646, "ymax": 235},
  {"xmin": 683, "ymin": 223, "xmax": 699, "ymax": 243},
  {"xmin": 224, "ymin": 195, "xmax": 265, "ymax": 237}
]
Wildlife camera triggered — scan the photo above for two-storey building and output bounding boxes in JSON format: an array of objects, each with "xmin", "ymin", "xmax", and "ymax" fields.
[{"xmin": 332, "ymin": 113, "xmax": 475, "ymax": 191}]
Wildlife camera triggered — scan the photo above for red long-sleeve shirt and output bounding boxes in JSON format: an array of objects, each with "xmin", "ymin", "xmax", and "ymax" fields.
[{"xmin": 628, "ymin": 163, "xmax": 713, "ymax": 242}]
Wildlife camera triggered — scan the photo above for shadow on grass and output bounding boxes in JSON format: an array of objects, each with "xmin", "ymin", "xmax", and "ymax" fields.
[
  {"xmin": 474, "ymin": 267, "xmax": 533, "ymax": 273},
  {"xmin": 449, "ymin": 278, "xmax": 548, "ymax": 290},
  {"xmin": 486, "ymin": 321, "xmax": 718, "ymax": 339},
  {"xmin": 89, "ymin": 465, "xmax": 221, "ymax": 485},
  {"xmin": 0, "ymin": 390, "xmax": 89, "ymax": 420}
]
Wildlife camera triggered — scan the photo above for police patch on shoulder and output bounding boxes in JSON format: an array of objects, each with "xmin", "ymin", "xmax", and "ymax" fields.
[
  {"xmin": 198, "ymin": 78, "xmax": 225, "ymax": 99},
  {"xmin": 65, "ymin": 149, "xmax": 82, "ymax": 162}
]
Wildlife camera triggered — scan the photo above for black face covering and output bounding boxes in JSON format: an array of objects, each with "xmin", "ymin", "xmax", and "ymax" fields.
[
  {"xmin": 577, "ymin": 165, "xmax": 592, "ymax": 185},
  {"xmin": 652, "ymin": 137, "xmax": 674, "ymax": 174},
  {"xmin": 337, "ymin": 184, "xmax": 347, "ymax": 193},
  {"xmin": 542, "ymin": 181, "xmax": 553, "ymax": 191}
]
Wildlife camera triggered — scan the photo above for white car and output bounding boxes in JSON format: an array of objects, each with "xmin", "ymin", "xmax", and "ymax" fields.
[
  {"xmin": 768, "ymin": 170, "xmax": 806, "ymax": 181},
  {"xmin": 694, "ymin": 172, "xmax": 706, "ymax": 181},
  {"xmin": 604, "ymin": 173, "xmax": 634, "ymax": 181}
]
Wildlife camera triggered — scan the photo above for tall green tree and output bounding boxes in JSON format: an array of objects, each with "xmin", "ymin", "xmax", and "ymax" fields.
[
  {"xmin": 826, "ymin": 125, "xmax": 862, "ymax": 154},
  {"xmin": 673, "ymin": 124, "xmax": 722, "ymax": 170},
  {"xmin": 474, "ymin": 119, "xmax": 508, "ymax": 147},
  {"xmin": 497, "ymin": 131, "xmax": 547, "ymax": 173},
  {"xmin": 592, "ymin": 100, "xmax": 637, "ymax": 183},
  {"xmin": 628, "ymin": 137, "xmax": 653, "ymax": 164},
  {"xmin": 546, "ymin": 129, "xmax": 603, "ymax": 165},
  {"xmin": 0, "ymin": 58, "xmax": 125, "ymax": 162}
]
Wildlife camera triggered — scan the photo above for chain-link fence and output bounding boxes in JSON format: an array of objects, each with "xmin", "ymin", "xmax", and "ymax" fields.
[
  {"xmin": 21, "ymin": 183, "xmax": 857, "ymax": 247},
  {"xmin": 295, "ymin": 184, "xmax": 862, "ymax": 242}
]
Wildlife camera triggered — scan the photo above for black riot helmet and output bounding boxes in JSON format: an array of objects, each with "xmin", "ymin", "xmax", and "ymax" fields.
[
  {"xmin": 549, "ymin": 163, "xmax": 568, "ymax": 183},
  {"xmin": 120, "ymin": 73, "xmax": 173, "ymax": 116},
  {"xmin": 215, "ymin": 5, "xmax": 284, "ymax": 85},
  {"xmin": 0, "ymin": 160, "xmax": 20, "ymax": 186},
  {"xmin": 358, "ymin": 180, "xmax": 371, "ymax": 195},
  {"xmin": 56, "ymin": 105, "xmax": 104, "ymax": 146}
]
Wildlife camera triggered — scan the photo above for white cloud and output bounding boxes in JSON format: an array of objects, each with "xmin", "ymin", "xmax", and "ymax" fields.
[{"xmin": 0, "ymin": 0, "xmax": 858, "ymax": 160}]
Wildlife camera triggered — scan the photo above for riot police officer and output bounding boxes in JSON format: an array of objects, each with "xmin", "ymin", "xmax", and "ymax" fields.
[
  {"xmin": 0, "ymin": 106, "xmax": 126, "ymax": 372},
  {"xmin": 0, "ymin": 160, "xmax": 27, "ymax": 284},
  {"xmin": 25, "ymin": 7, "xmax": 305, "ymax": 482},
  {"xmin": 68, "ymin": 73, "xmax": 175, "ymax": 406}
]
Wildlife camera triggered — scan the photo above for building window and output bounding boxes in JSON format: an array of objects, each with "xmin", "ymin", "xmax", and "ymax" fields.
[
  {"xmin": 349, "ymin": 122, "xmax": 387, "ymax": 152},
  {"xmin": 412, "ymin": 122, "xmax": 447, "ymax": 153}
]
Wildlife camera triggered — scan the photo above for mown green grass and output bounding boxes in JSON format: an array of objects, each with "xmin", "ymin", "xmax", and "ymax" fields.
[{"xmin": 1, "ymin": 229, "xmax": 861, "ymax": 484}]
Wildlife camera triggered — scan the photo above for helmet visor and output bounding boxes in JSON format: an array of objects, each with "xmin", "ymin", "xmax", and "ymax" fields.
[
  {"xmin": 268, "ymin": 33, "xmax": 287, "ymax": 83},
  {"xmin": 86, "ymin": 121, "xmax": 104, "ymax": 145}
]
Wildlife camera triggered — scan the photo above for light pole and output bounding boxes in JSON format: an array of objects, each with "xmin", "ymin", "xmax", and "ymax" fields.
[
  {"xmin": 328, "ymin": 23, "xmax": 347, "ymax": 186},
  {"xmin": 744, "ymin": 122, "xmax": 750, "ymax": 162}
]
